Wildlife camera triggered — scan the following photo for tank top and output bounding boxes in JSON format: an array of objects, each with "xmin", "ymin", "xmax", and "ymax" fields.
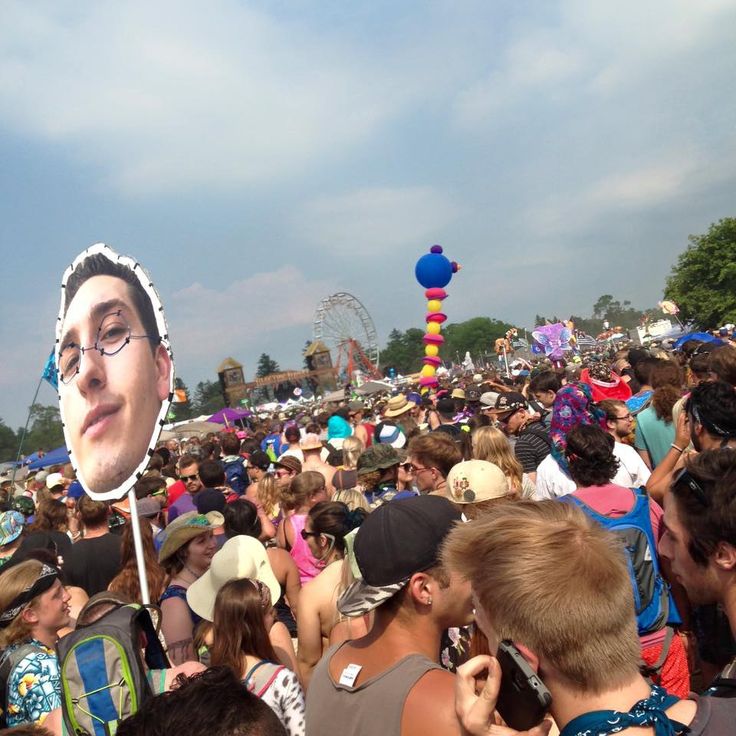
[
  {"xmin": 287, "ymin": 513, "xmax": 321, "ymax": 585},
  {"xmin": 306, "ymin": 641, "xmax": 442, "ymax": 736}
]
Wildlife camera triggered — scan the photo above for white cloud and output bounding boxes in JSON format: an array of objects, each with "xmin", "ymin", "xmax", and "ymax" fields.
[
  {"xmin": 166, "ymin": 265, "xmax": 335, "ymax": 377},
  {"xmin": 0, "ymin": 1, "xmax": 430, "ymax": 195},
  {"xmin": 296, "ymin": 186, "xmax": 464, "ymax": 255}
]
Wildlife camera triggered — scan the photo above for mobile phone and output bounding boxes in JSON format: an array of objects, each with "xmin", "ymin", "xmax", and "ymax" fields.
[{"xmin": 495, "ymin": 640, "xmax": 552, "ymax": 731}]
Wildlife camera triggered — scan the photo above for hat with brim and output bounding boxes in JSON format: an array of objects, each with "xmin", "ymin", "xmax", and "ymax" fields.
[
  {"xmin": 273, "ymin": 456, "xmax": 303, "ymax": 474},
  {"xmin": 383, "ymin": 394, "xmax": 416, "ymax": 418},
  {"xmin": 0, "ymin": 511, "xmax": 25, "ymax": 546},
  {"xmin": 357, "ymin": 444, "xmax": 400, "ymax": 476},
  {"xmin": 300, "ymin": 433, "xmax": 324, "ymax": 451},
  {"xmin": 186, "ymin": 535, "xmax": 280, "ymax": 622},
  {"xmin": 157, "ymin": 511, "xmax": 223, "ymax": 563}
]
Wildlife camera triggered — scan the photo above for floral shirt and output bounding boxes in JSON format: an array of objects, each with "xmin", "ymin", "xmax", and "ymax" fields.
[{"xmin": 4, "ymin": 639, "xmax": 61, "ymax": 727}]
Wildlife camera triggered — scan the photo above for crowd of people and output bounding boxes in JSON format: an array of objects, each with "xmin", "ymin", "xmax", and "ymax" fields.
[{"xmin": 1, "ymin": 334, "xmax": 736, "ymax": 735}]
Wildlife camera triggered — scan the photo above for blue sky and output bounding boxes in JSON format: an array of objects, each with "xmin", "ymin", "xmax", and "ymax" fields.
[{"xmin": 1, "ymin": 0, "xmax": 735, "ymax": 430}]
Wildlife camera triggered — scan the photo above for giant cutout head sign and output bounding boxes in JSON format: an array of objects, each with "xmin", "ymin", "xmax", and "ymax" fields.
[{"xmin": 55, "ymin": 244, "xmax": 174, "ymax": 501}]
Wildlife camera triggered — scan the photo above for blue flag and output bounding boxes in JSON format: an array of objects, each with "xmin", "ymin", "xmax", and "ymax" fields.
[{"xmin": 42, "ymin": 349, "xmax": 58, "ymax": 390}]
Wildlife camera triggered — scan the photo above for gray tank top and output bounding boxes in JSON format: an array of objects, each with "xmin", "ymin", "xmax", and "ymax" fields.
[{"xmin": 305, "ymin": 642, "xmax": 442, "ymax": 736}]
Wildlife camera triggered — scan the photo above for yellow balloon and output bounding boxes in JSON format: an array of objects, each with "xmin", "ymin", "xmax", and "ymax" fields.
[
  {"xmin": 427, "ymin": 300, "xmax": 442, "ymax": 312},
  {"xmin": 426, "ymin": 322, "xmax": 441, "ymax": 335},
  {"xmin": 425, "ymin": 344, "xmax": 439, "ymax": 357},
  {"xmin": 421, "ymin": 365, "xmax": 436, "ymax": 377}
]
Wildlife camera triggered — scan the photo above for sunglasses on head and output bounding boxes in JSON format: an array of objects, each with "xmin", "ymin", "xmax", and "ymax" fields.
[{"xmin": 672, "ymin": 467, "xmax": 709, "ymax": 507}]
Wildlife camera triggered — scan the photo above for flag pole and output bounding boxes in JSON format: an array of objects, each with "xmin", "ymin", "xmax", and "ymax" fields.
[{"xmin": 11, "ymin": 375, "xmax": 44, "ymax": 490}]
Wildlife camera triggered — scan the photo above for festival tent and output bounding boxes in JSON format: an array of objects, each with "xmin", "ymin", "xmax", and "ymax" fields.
[
  {"xmin": 356, "ymin": 380, "xmax": 394, "ymax": 396},
  {"xmin": 207, "ymin": 407, "xmax": 251, "ymax": 425},
  {"xmin": 322, "ymin": 389, "xmax": 346, "ymax": 403},
  {"xmin": 673, "ymin": 332, "xmax": 723, "ymax": 350},
  {"xmin": 159, "ymin": 419, "xmax": 223, "ymax": 440},
  {"xmin": 26, "ymin": 445, "xmax": 70, "ymax": 470}
]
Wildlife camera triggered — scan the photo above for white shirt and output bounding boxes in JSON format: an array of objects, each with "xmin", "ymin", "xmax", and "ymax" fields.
[{"xmin": 533, "ymin": 441, "xmax": 651, "ymax": 501}]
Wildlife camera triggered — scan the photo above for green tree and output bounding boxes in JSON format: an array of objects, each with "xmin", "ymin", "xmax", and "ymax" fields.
[
  {"xmin": 0, "ymin": 419, "xmax": 18, "ymax": 462},
  {"xmin": 21, "ymin": 404, "xmax": 65, "ymax": 456},
  {"xmin": 380, "ymin": 328, "xmax": 425, "ymax": 374},
  {"xmin": 256, "ymin": 353, "xmax": 280, "ymax": 378},
  {"xmin": 444, "ymin": 317, "xmax": 514, "ymax": 364},
  {"xmin": 665, "ymin": 217, "xmax": 736, "ymax": 327},
  {"xmin": 191, "ymin": 380, "xmax": 224, "ymax": 416}
]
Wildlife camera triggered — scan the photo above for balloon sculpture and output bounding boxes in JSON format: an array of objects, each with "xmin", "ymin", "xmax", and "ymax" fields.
[
  {"xmin": 414, "ymin": 245, "xmax": 460, "ymax": 391},
  {"xmin": 531, "ymin": 322, "xmax": 574, "ymax": 364}
]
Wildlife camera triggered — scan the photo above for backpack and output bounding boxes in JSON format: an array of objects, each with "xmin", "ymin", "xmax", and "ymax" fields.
[
  {"xmin": 57, "ymin": 603, "xmax": 169, "ymax": 736},
  {"xmin": 223, "ymin": 457, "xmax": 247, "ymax": 495},
  {"xmin": 565, "ymin": 489, "xmax": 675, "ymax": 637},
  {"xmin": 0, "ymin": 641, "xmax": 44, "ymax": 729}
]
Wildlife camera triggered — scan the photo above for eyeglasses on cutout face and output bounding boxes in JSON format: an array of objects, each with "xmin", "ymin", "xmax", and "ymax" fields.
[{"xmin": 58, "ymin": 310, "xmax": 160, "ymax": 384}]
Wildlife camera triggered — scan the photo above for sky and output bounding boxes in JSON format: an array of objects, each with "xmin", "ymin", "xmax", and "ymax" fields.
[{"xmin": 1, "ymin": 0, "xmax": 735, "ymax": 430}]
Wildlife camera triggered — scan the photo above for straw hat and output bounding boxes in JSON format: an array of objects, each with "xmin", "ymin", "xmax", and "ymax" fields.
[
  {"xmin": 157, "ymin": 511, "xmax": 222, "ymax": 563},
  {"xmin": 299, "ymin": 433, "xmax": 323, "ymax": 451},
  {"xmin": 186, "ymin": 536, "xmax": 281, "ymax": 622},
  {"xmin": 383, "ymin": 394, "xmax": 416, "ymax": 418}
]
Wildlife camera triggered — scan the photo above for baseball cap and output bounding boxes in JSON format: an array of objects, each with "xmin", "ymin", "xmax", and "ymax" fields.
[
  {"xmin": 480, "ymin": 391, "xmax": 499, "ymax": 409},
  {"xmin": 248, "ymin": 450, "xmax": 271, "ymax": 471},
  {"xmin": 337, "ymin": 495, "xmax": 461, "ymax": 617},
  {"xmin": 446, "ymin": 460, "xmax": 510, "ymax": 504},
  {"xmin": 45, "ymin": 472, "xmax": 64, "ymax": 491},
  {"xmin": 195, "ymin": 488, "xmax": 227, "ymax": 515},
  {"xmin": 374, "ymin": 423, "xmax": 407, "ymax": 449},
  {"xmin": 494, "ymin": 392, "xmax": 527, "ymax": 416}
]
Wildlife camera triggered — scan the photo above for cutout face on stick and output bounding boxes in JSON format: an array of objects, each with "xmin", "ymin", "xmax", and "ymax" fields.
[{"xmin": 55, "ymin": 244, "xmax": 173, "ymax": 501}]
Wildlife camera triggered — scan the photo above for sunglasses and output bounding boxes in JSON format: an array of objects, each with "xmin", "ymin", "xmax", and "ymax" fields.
[
  {"xmin": 180, "ymin": 473, "xmax": 199, "ymax": 482},
  {"xmin": 151, "ymin": 487, "xmax": 168, "ymax": 497},
  {"xmin": 300, "ymin": 529, "xmax": 320, "ymax": 540},
  {"xmin": 672, "ymin": 467, "xmax": 709, "ymax": 507}
]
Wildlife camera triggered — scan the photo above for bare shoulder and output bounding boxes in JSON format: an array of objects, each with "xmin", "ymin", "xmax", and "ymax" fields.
[{"xmin": 402, "ymin": 668, "xmax": 460, "ymax": 736}]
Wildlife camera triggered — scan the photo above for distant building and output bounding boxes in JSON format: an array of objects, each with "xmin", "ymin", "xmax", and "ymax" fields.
[{"xmin": 217, "ymin": 357, "xmax": 247, "ymax": 407}]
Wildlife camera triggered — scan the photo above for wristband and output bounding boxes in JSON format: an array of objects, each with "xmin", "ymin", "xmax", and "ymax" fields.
[{"xmin": 671, "ymin": 443, "xmax": 684, "ymax": 454}]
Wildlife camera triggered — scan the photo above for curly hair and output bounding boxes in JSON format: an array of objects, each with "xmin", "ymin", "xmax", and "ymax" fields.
[
  {"xmin": 686, "ymin": 380, "xmax": 736, "ymax": 443},
  {"xmin": 108, "ymin": 518, "xmax": 166, "ymax": 604},
  {"xmin": 566, "ymin": 425, "xmax": 620, "ymax": 488},
  {"xmin": 649, "ymin": 361, "xmax": 683, "ymax": 422}
]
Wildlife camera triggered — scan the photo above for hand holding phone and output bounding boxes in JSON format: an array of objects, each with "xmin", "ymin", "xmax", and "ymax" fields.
[{"xmin": 455, "ymin": 653, "xmax": 552, "ymax": 736}]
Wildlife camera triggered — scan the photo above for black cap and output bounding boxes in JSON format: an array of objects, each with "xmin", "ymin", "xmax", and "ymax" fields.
[
  {"xmin": 248, "ymin": 450, "xmax": 271, "ymax": 471},
  {"xmin": 337, "ymin": 495, "xmax": 461, "ymax": 616},
  {"xmin": 494, "ymin": 391, "xmax": 527, "ymax": 415},
  {"xmin": 195, "ymin": 488, "xmax": 227, "ymax": 515}
]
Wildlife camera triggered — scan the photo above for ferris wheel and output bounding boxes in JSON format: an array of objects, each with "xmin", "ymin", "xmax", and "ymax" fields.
[{"xmin": 313, "ymin": 292, "xmax": 381, "ymax": 379}]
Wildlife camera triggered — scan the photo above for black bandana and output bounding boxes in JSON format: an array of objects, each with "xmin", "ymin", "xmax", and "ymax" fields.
[{"xmin": 0, "ymin": 564, "xmax": 59, "ymax": 628}]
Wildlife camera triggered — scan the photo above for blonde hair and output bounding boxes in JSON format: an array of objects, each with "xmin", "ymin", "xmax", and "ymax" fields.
[
  {"xmin": 256, "ymin": 473, "xmax": 280, "ymax": 519},
  {"xmin": 472, "ymin": 426, "xmax": 525, "ymax": 495},
  {"xmin": 280, "ymin": 470, "xmax": 325, "ymax": 512},
  {"xmin": 0, "ymin": 559, "xmax": 46, "ymax": 648},
  {"xmin": 341, "ymin": 437, "xmax": 364, "ymax": 470},
  {"xmin": 331, "ymin": 489, "xmax": 370, "ymax": 513},
  {"xmin": 442, "ymin": 501, "xmax": 640, "ymax": 694}
]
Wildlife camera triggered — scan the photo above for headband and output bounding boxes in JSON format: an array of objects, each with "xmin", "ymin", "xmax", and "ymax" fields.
[{"xmin": 0, "ymin": 564, "xmax": 59, "ymax": 628}]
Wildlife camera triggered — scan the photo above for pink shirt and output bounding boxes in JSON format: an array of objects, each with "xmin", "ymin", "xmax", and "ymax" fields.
[{"xmin": 288, "ymin": 513, "xmax": 321, "ymax": 585}]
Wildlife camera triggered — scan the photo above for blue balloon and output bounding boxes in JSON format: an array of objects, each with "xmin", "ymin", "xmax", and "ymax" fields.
[{"xmin": 415, "ymin": 252, "xmax": 453, "ymax": 289}]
